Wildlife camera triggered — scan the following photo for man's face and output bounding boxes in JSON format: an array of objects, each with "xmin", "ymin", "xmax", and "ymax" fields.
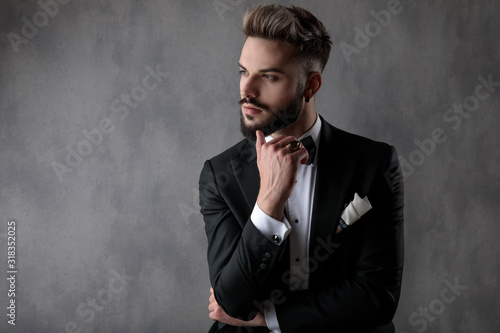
[{"xmin": 238, "ymin": 37, "xmax": 304, "ymax": 141}]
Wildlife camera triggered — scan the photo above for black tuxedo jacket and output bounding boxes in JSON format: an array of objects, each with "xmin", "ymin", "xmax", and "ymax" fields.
[{"xmin": 199, "ymin": 116, "xmax": 404, "ymax": 333}]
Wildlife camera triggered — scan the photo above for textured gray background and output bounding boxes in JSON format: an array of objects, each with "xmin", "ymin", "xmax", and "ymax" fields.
[{"xmin": 0, "ymin": 0, "xmax": 499, "ymax": 332}]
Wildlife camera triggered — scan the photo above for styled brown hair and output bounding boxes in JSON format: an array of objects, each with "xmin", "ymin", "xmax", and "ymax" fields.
[{"xmin": 242, "ymin": 5, "xmax": 332, "ymax": 73}]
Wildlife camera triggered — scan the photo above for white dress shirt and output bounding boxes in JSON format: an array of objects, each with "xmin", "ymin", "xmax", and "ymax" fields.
[{"xmin": 250, "ymin": 115, "xmax": 322, "ymax": 332}]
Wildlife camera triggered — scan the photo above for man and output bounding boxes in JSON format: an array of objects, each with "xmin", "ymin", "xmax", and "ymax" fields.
[{"xmin": 199, "ymin": 5, "xmax": 404, "ymax": 333}]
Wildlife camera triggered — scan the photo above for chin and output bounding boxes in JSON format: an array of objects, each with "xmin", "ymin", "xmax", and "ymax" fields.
[{"xmin": 242, "ymin": 111, "xmax": 266, "ymax": 127}]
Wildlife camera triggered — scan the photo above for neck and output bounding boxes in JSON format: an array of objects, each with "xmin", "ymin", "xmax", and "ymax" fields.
[{"xmin": 272, "ymin": 102, "xmax": 317, "ymax": 139}]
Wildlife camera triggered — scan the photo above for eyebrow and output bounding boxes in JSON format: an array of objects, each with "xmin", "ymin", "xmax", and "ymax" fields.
[{"xmin": 238, "ymin": 62, "xmax": 285, "ymax": 74}]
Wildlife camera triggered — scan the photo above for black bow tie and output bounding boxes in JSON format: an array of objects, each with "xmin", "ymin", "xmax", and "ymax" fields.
[{"xmin": 301, "ymin": 135, "xmax": 316, "ymax": 165}]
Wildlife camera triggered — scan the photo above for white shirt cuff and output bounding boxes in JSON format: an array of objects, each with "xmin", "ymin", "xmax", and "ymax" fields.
[
  {"xmin": 264, "ymin": 300, "xmax": 281, "ymax": 332},
  {"xmin": 250, "ymin": 203, "xmax": 292, "ymax": 245}
]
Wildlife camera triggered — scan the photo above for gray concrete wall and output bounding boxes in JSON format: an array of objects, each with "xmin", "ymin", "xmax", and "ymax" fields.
[{"xmin": 0, "ymin": 0, "xmax": 498, "ymax": 332}]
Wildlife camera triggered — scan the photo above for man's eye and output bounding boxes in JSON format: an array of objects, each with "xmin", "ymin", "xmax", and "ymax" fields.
[
  {"xmin": 238, "ymin": 70, "xmax": 248, "ymax": 76},
  {"xmin": 263, "ymin": 74, "xmax": 278, "ymax": 81}
]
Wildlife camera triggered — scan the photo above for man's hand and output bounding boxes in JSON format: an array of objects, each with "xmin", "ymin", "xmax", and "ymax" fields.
[
  {"xmin": 208, "ymin": 288, "xmax": 266, "ymax": 327},
  {"xmin": 255, "ymin": 130, "xmax": 308, "ymax": 220}
]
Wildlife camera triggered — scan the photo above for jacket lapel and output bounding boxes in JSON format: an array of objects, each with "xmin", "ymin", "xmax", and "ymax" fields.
[
  {"xmin": 232, "ymin": 139, "xmax": 260, "ymax": 211},
  {"xmin": 309, "ymin": 117, "xmax": 355, "ymax": 250}
]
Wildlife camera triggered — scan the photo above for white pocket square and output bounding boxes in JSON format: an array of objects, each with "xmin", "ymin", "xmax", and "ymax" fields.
[{"xmin": 336, "ymin": 193, "xmax": 372, "ymax": 234}]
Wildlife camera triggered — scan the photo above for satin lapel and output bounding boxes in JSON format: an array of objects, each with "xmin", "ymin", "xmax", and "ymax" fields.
[
  {"xmin": 309, "ymin": 117, "xmax": 355, "ymax": 249},
  {"xmin": 231, "ymin": 139, "xmax": 260, "ymax": 211}
]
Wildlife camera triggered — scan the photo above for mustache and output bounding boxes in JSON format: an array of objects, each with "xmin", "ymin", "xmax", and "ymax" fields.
[{"xmin": 238, "ymin": 98, "xmax": 269, "ymax": 111}]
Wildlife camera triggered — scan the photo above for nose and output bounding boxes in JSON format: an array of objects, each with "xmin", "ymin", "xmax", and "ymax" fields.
[{"xmin": 240, "ymin": 75, "xmax": 259, "ymax": 99}]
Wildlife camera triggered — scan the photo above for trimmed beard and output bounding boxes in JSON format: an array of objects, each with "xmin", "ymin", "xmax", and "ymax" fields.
[{"xmin": 239, "ymin": 82, "xmax": 304, "ymax": 141}]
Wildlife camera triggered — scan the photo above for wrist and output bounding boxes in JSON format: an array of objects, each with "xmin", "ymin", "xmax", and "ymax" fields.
[
  {"xmin": 249, "ymin": 312, "xmax": 266, "ymax": 327},
  {"xmin": 257, "ymin": 195, "xmax": 286, "ymax": 221}
]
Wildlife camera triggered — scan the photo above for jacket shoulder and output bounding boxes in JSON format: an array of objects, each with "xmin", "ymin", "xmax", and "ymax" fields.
[
  {"xmin": 205, "ymin": 138, "xmax": 255, "ymax": 170},
  {"xmin": 322, "ymin": 119, "xmax": 394, "ymax": 159}
]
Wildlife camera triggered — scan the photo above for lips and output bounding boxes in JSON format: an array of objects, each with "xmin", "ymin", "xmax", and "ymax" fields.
[{"xmin": 242, "ymin": 104, "xmax": 263, "ymax": 116}]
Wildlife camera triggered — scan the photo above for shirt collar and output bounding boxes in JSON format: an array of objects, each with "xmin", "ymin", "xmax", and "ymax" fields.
[{"xmin": 298, "ymin": 114, "xmax": 321, "ymax": 147}]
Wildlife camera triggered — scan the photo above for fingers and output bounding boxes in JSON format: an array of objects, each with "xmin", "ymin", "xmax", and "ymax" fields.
[
  {"xmin": 265, "ymin": 134, "xmax": 286, "ymax": 145},
  {"xmin": 256, "ymin": 130, "xmax": 290, "ymax": 148},
  {"xmin": 207, "ymin": 287, "xmax": 265, "ymax": 326},
  {"xmin": 209, "ymin": 287, "xmax": 215, "ymax": 305},
  {"xmin": 208, "ymin": 288, "xmax": 217, "ymax": 312},
  {"xmin": 208, "ymin": 288, "xmax": 224, "ymax": 322},
  {"xmin": 209, "ymin": 300, "xmax": 221, "ymax": 321},
  {"xmin": 256, "ymin": 133, "xmax": 309, "ymax": 167},
  {"xmin": 208, "ymin": 301, "xmax": 215, "ymax": 312},
  {"xmin": 275, "ymin": 137, "xmax": 308, "ymax": 163},
  {"xmin": 291, "ymin": 146, "xmax": 308, "ymax": 165},
  {"xmin": 257, "ymin": 133, "xmax": 299, "ymax": 152}
]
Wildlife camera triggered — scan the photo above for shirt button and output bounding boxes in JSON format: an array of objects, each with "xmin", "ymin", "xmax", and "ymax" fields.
[
  {"xmin": 295, "ymin": 219, "xmax": 299, "ymax": 224},
  {"xmin": 272, "ymin": 235, "xmax": 280, "ymax": 243}
]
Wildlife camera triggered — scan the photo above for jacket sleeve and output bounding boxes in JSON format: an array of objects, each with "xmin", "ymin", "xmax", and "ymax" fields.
[
  {"xmin": 199, "ymin": 159, "xmax": 286, "ymax": 319},
  {"xmin": 276, "ymin": 146, "xmax": 404, "ymax": 332}
]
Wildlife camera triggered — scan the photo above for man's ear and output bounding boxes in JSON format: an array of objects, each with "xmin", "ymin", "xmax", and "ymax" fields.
[{"xmin": 304, "ymin": 71, "xmax": 322, "ymax": 100}]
